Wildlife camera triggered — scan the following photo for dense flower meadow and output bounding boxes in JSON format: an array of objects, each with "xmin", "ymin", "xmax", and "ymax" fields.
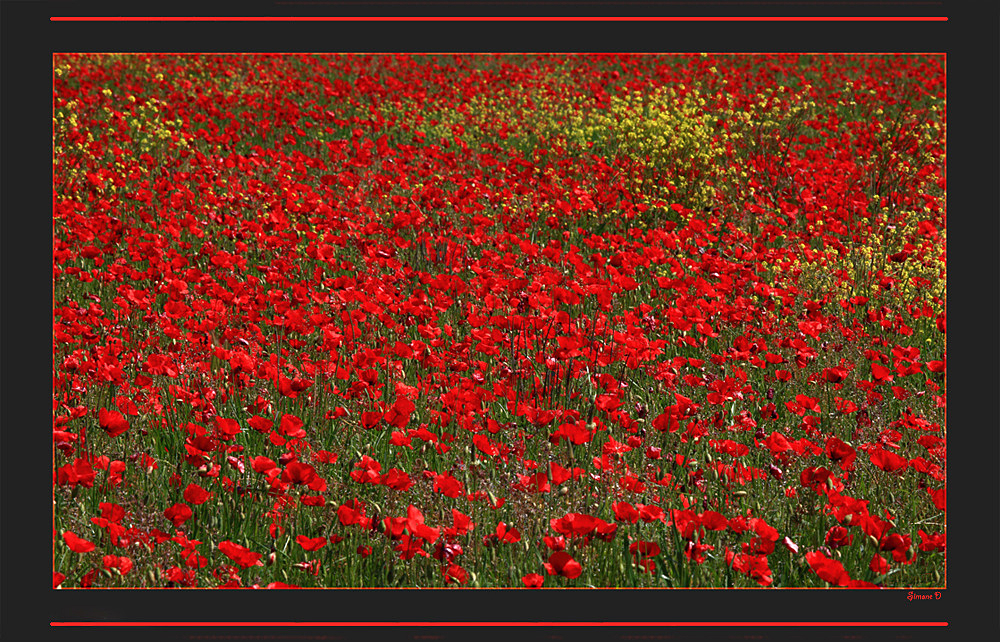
[{"xmin": 53, "ymin": 54, "xmax": 946, "ymax": 589}]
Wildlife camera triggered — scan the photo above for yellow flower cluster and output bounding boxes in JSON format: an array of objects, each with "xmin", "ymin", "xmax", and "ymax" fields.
[
  {"xmin": 53, "ymin": 79, "xmax": 183, "ymax": 202},
  {"xmin": 129, "ymin": 96, "xmax": 179, "ymax": 155},
  {"xmin": 790, "ymin": 206, "xmax": 945, "ymax": 315},
  {"xmin": 562, "ymin": 85, "xmax": 725, "ymax": 213}
]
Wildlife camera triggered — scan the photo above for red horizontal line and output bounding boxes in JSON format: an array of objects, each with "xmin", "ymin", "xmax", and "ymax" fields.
[
  {"xmin": 51, "ymin": 622, "xmax": 949, "ymax": 627},
  {"xmin": 50, "ymin": 16, "xmax": 947, "ymax": 22}
]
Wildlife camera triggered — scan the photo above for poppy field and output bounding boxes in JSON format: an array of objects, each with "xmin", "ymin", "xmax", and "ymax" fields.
[{"xmin": 53, "ymin": 53, "xmax": 946, "ymax": 589}]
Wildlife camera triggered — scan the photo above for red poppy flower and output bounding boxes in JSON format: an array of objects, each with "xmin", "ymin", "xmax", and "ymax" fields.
[
  {"xmin": 278, "ymin": 374, "xmax": 312, "ymax": 398},
  {"xmin": 750, "ymin": 517, "xmax": 780, "ymax": 543},
  {"xmin": 281, "ymin": 461, "xmax": 318, "ymax": 485},
  {"xmin": 405, "ymin": 505, "xmax": 441, "ymax": 543},
  {"xmin": 846, "ymin": 580, "xmax": 881, "ymax": 589},
  {"xmin": 613, "ymin": 501, "xmax": 639, "ymax": 523},
  {"xmin": 443, "ymin": 562, "xmax": 468, "ymax": 585},
  {"xmin": 800, "ymin": 466, "xmax": 832, "ymax": 490},
  {"xmin": 651, "ymin": 410, "xmax": 680, "ymax": 433},
  {"xmin": 764, "ymin": 431, "xmax": 791, "ymax": 455},
  {"xmin": 928, "ymin": 486, "xmax": 946, "ymax": 511},
  {"xmin": 266, "ymin": 582, "xmax": 300, "ymax": 589},
  {"xmin": 871, "ymin": 362, "xmax": 893, "ymax": 383},
  {"xmin": 549, "ymin": 461, "xmax": 571, "ymax": 485},
  {"xmin": 164, "ymin": 503, "xmax": 193, "ymax": 526},
  {"xmin": 278, "ymin": 414, "xmax": 307, "ymax": 438},
  {"xmin": 638, "ymin": 504, "xmax": 666, "ymax": 523},
  {"xmin": 218, "ymin": 540, "xmax": 263, "ymax": 568},
  {"xmin": 742, "ymin": 537, "xmax": 775, "ymax": 556},
  {"xmin": 63, "ymin": 531, "xmax": 96, "ymax": 553},
  {"xmin": 522, "ymin": 573, "xmax": 544, "ymax": 587},
  {"xmin": 726, "ymin": 550, "xmax": 773, "ymax": 587},
  {"xmin": 531, "ymin": 528, "xmax": 561, "ymax": 550},
  {"xmin": 252, "ymin": 456, "xmax": 277, "ymax": 474},
  {"xmin": 854, "ymin": 513, "xmax": 893, "ymax": 541},
  {"xmin": 449, "ymin": 509, "xmax": 475, "ymax": 536},
  {"xmin": 822, "ymin": 366, "xmax": 848, "ymax": 383},
  {"xmin": 869, "ymin": 553, "xmax": 891, "ymax": 574},
  {"xmin": 338, "ymin": 500, "xmax": 366, "ymax": 527},
  {"xmin": 550, "ymin": 513, "xmax": 596, "ymax": 538},
  {"xmin": 183, "ymin": 483, "xmax": 211, "ymax": 505},
  {"xmin": 544, "ymin": 551, "xmax": 582, "ymax": 579},
  {"xmin": 394, "ymin": 534, "xmax": 429, "ymax": 560},
  {"xmin": 684, "ymin": 540, "xmax": 714, "ymax": 564},
  {"xmin": 824, "ymin": 526, "xmax": 853, "ymax": 548},
  {"xmin": 295, "ymin": 535, "xmax": 327, "ymax": 552},
  {"xmin": 711, "ymin": 439, "xmax": 749, "ymax": 458},
  {"xmin": 382, "ymin": 467, "xmax": 413, "ymax": 491},
  {"xmin": 214, "ymin": 417, "xmax": 242, "ymax": 439},
  {"xmin": 629, "ymin": 541, "xmax": 661, "ymax": 558},
  {"xmin": 103, "ymin": 555, "xmax": 134, "ymax": 575},
  {"xmin": 795, "ymin": 394, "xmax": 820, "ymax": 412},
  {"xmin": 350, "ymin": 455, "xmax": 382, "ymax": 484},
  {"xmin": 825, "ymin": 437, "xmax": 857, "ymax": 471},
  {"xmin": 700, "ymin": 511, "xmax": 728, "ymax": 531},
  {"xmin": 433, "ymin": 472, "xmax": 464, "ymax": 498},
  {"xmin": 248, "ymin": 416, "xmax": 272, "ymax": 433},
  {"xmin": 496, "ymin": 521, "xmax": 521, "ymax": 544},
  {"xmin": 385, "ymin": 398, "xmax": 415, "ymax": 429},
  {"xmin": 98, "ymin": 408, "xmax": 130, "ymax": 438},
  {"xmin": 99, "ymin": 502, "xmax": 126, "ymax": 523},
  {"xmin": 869, "ymin": 447, "xmax": 908, "ymax": 473},
  {"xmin": 880, "ymin": 533, "xmax": 915, "ymax": 563},
  {"xmin": 805, "ymin": 550, "xmax": 849, "ymax": 586},
  {"xmin": 918, "ymin": 529, "xmax": 946, "ymax": 552},
  {"xmin": 361, "ymin": 411, "xmax": 383, "ymax": 430},
  {"xmin": 56, "ymin": 458, "xmax": 96, "ymax": 488}
]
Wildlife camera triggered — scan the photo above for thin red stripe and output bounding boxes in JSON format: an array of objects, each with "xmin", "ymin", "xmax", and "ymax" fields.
[
  {"xmin": 49, "ymin": 16, "xmax": 948, "ymax": 22},
  {"xmin": 50, "ymin": 622, "xmax": 949, "ymax": 627}
]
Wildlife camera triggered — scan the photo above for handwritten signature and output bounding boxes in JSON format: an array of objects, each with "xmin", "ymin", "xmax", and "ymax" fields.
[{"xmin": 907, "ymin": 591, "xmax": 942, "ymax": 601}]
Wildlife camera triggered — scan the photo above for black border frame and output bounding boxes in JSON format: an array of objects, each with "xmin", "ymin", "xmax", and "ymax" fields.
[{"xmin": 3, "ymin": 1, "xmax": 997, "ymax": 641}]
